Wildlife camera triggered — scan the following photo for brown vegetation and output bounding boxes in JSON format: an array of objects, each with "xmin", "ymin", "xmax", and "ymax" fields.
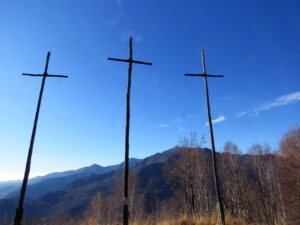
[{"xmin": 278, "ymin": 127, "xmax": 300, "ymax": 225}]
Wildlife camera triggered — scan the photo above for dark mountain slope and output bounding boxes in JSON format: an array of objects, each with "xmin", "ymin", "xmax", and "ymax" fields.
[{"xmin": 0, "ymin": 170, "xmax": 118, "ymax": 219}]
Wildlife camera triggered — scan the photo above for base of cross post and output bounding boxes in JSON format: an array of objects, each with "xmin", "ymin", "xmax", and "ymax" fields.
[
  {"xmin": 14, "ymin": 207, "xmax": 24, "ymax": 225},
  {"xmin": 216, "ymin": 202, "xmax": 225, "ymax": 225},
  {"xmin": 123, "ymin": 203, "xmax": 129, "ymax": 225}
]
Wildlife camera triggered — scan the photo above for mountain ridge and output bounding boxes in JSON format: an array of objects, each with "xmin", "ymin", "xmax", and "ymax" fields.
[{"xmin": 0, "ymin": 158, "xmax": 142, "ymax": 199}]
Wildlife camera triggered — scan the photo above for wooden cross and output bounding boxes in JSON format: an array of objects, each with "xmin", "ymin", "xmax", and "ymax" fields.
[
  {"xmin": 14, "ymin": 52, "xmax": 68, "ymax": 225},
  {"xmin": 185, "ymin": 49, "xmax": 226, "ymax": 225},
  {"xmin": 108, "ymin": 37, "xmax": 152, "ymax": 225}
]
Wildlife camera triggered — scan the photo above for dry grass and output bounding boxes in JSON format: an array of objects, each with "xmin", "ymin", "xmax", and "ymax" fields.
[
  {"xmin": 47, "ymin": 213, "xmax": 267, "ymax": 225},
  {"xmin": 129, "ymin": 214, "xmax": 263, "ymax": 225}
]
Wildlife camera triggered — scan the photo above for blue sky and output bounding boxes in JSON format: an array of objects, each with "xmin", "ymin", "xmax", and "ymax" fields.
[{"xmin": 0, "ymin": 0, "xmax": 299, "ymax": 181}]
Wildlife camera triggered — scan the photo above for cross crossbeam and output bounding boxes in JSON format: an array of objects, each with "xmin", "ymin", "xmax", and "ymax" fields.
[
  {"xmin": 107, "ymin": 57, "xmax": 152, "ymax": 65},
  {"xmin": 184, "ymin": 49, "xmax": 226, "ymax": 225},
  {"xmin": 14, "ymin": 52, "xmax": 68, "ymax": 225},
  {"xmin": 185, "ymin": 73, "xmax": 223, "ymax": 78},
  {"xmin": 108, "ymin": 36, "xmax": 152, "ymax": 225},
  {"xmin": 22, "ymin": 73, "xmax": 68, "ymax": 78}
]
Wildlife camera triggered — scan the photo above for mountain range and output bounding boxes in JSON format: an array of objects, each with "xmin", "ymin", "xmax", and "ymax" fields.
[
  {"xmin": 0, "ymin": 148, "xmax": 185, "ymax": 219},
  {"xmin": 0, "ymin": 159, "xmax": 141, "ymax": 199}
]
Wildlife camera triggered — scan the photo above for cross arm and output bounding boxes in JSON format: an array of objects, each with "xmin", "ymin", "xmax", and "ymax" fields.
[
  {"xmin": 184, "ymin": 73, "xmax": 224, "ymax": 78},
  {"xmin": 107, "ymin": 57, "xmax": 129, "ymax": 63},
  {"xmin": 132, "ymin": 60, "xmax": 152, "ymax": 66},
  {"xmin": 107, "ymin": 57, "xmax": 152, "ymax": 66},
  {"xmin": 22, "ymin": 73, "xmax": 68, "ymax": 78}
]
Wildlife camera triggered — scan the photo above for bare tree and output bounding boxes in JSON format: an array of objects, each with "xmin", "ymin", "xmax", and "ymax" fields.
[
  {"xmin": 163, "ymin": 133, "xmax": 212, "ymax": 219},
  {"xmin": 278, "ymin": 127, "xmax": 300, "ymax": 225},
  {"xmin": 248, "ymin": 144, "xmax": 285, "ymax": 225},
  {"xmin": 221, "ymin": 142, "xmax": 253, "ymax": 222},
  {"xmin": 83, "ymin": 192, "xmax": 112, "ymax": 225}
]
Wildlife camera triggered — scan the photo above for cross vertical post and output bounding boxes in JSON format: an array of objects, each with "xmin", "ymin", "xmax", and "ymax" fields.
[
  {"xmin": 185, "ymin": 49, "xmax": 226, "ymax": 225},
  {"xmin": 14, "ymin": 52, "xmax": 68, "ymax": 225},
  {"xmin": 108, "ymin": 37, "xmax": 152, "ymax": 225}
]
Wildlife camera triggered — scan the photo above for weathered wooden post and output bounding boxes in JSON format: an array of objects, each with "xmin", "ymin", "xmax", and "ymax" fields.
[
  {"xmin": 14, "ymin": 52, "xmax": 68, "ymax": 225},
  {"xmin": 108, "ymin": 36, "xmax": 152, "ymax": 225},
  {"xmin": 184, "ymin": 49, "xmax": 226, "ymax": 225}
]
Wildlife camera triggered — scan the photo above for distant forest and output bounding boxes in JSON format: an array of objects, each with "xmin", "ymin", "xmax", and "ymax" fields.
[{"xmin": 1, "ymin": 127, "xmax": 299, "ymax": 225}]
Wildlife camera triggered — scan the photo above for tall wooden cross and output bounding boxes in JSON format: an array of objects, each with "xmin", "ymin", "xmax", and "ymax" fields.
[
  {"xmin": 14, "ymin": 52, "xmax": 68, "ymax": 225},
  {"xmin": 185, "ymin": 49, "xmax": 226, "ymax": 225},
  {"xmin": 108, "ymin": 37, "xmax": 152, "ymax": 225}
]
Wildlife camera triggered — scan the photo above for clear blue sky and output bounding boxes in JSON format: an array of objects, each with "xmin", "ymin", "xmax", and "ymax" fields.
[{"xmin": 0, "ymin": 0, "xmax": 299, "ymax": 181}]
